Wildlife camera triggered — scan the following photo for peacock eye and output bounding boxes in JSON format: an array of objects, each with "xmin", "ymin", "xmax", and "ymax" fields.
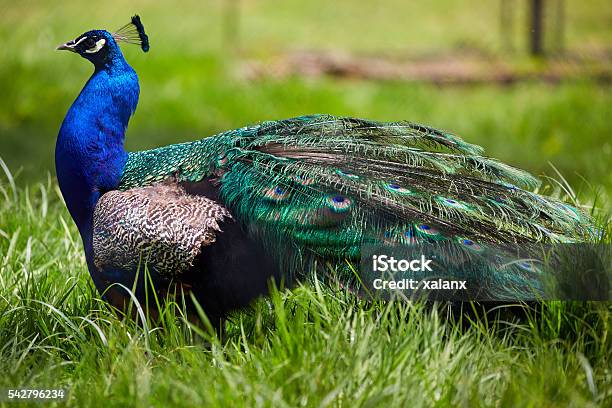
[
  {"xmin": 83, "ymin": 38, "xmax": 96, "ymax": 48},
  {"xmin": 83, "ymin": 38, "xmax": 107, "ymax": 54}
]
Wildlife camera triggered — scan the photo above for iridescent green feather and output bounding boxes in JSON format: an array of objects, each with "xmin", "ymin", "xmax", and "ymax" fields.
[{"xmin": 119, "ymin": 115, "xmax": 595, "ymax": 299}]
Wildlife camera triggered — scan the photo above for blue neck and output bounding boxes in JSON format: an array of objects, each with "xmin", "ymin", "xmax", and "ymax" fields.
[{"xmin": 55, "ymin": 54, "xmax": 138, "ymax": 240}]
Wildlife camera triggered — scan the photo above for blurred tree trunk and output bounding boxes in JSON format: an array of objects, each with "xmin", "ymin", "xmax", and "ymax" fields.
[{"xmin": 529, "ymin": 0, "xmax": 545, "ymax": 56}]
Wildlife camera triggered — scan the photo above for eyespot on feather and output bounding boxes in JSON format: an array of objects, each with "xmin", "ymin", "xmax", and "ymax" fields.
[
  {"xmin": 415, "ymin": 224, "xmax": 440, "ymax": 236},
  {"xmin": 456, "ymin": 237, "xmax": 483, "ymax": 251},
  {"xmin": 436, "ymin": 196, "xmax": 470, "ymax": 210},
  {"xmin": 326, "ymin": 194, "xmax": 352, "ymax": 213},
  {"xmin": 263, "ymin": 186, "xmax": 290, "ymax": 202},
  {"xmin": 383, "ymin": 182, "xmax": 415, "ymax": 195},
  {"xmin": 517, "ymin": 261, "xmax": 540, "ymax": 273}
]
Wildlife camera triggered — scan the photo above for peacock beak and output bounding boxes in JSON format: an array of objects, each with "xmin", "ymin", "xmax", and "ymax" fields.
[{"xmin": 56, "ymin": 41, "xmax": 77, "ymax": 52}]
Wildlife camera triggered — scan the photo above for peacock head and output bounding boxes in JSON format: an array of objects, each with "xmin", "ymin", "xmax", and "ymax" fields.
[{"xmin": 56, "ymin": 15, "xmax": 149, "ymax": 68}]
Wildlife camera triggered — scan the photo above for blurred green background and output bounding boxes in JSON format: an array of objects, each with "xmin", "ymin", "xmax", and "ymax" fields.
[{"xmin": 1, "ymin": 0, "xmax": 611, "ymax": 205}]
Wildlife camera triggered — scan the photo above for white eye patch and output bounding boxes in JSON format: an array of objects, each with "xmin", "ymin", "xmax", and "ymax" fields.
[
  {"xmin": 84, "ymin": 38, "xmax": 106, "ymax": 54},
  {"xmin": 73, "ymin": 36, "xmax": 88, "ymax": 47}
]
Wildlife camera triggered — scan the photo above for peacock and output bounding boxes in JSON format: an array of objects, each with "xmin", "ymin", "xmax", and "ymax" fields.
[{"xmin": 55, "ymin": 16, "xmax": 594, "ymax": 327}]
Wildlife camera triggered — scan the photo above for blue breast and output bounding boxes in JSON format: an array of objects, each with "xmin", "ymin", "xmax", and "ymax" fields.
[
  {"xmin": 56, "ymin": 57, "xmax": 138, "ymax": 234},
  {"xmin": 55, "ymin": 51, "xmax": 140, "ymax": 296}
]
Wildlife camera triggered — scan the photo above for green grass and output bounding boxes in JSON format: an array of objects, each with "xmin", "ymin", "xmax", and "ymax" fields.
[{"xmin": 0, "ymin": 171, "xmax": 610, "ymax": 406}]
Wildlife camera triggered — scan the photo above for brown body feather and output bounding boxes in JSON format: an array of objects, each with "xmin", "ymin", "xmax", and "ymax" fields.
[{"xmin": 93, "ymin": 181, "xmax": 232, "ymax": 277}]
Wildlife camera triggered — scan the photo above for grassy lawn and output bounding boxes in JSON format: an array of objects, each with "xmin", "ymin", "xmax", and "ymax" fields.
[
  {"xmin": 0, "ymin": 1, "xmax": 611, "ymax": 406},
  {"xmin": 0, "ymin": 177, "xmax": 610, "ymax": 406},
  {"xmin": 0, "ymin": 177, "xmax": 612, "ymax": 407}
]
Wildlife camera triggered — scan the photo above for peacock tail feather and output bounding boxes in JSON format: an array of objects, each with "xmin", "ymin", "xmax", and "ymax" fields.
[{"xmin": 119, "ymin": 115, "xmax": 595, "ymax": 299}]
